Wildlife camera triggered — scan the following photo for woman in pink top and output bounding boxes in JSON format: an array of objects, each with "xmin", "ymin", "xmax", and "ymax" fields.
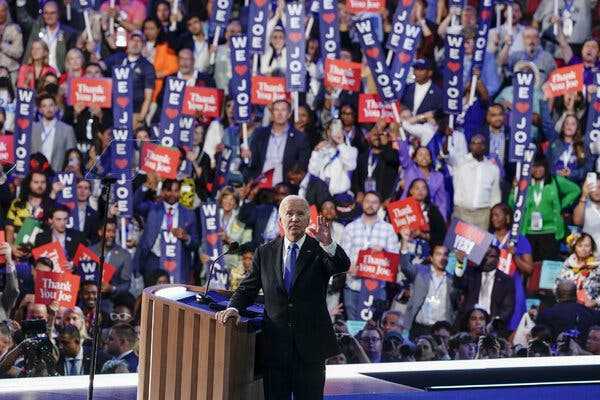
[{"xmin": 101, "ymin": 0, "xmax": 147, "ymax": 32}]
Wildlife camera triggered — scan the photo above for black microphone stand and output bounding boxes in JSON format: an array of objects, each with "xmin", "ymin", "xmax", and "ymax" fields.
[
  {"xmin": 196, "ymin": 242, "xmax": 238, "ymax": 304},
  {"xmin": 87, "ymin": 177, "xmax": 116, "ymax": 400}
]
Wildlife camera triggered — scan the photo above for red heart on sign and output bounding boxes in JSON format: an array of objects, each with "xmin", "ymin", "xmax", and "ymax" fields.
[
  {"xmin": 398, "ymin": 52, "xmax": 411, "ymax": 64},
  {"xmin": 322, "ymin": 12, "xmax": 335, "ymax": 24},
  {"xmin": 165, "ymin": 108, "xmax": 179, "ymax": 119},
  {"xmin": 515, "ymin": 102, "xmax": 529, "ymax": 113},
  {"xmin": 402, "ymin": 0, "xmax": 413, "ymax": 6},
  {"xmin": 254, "ymin": 0, "xmax": 267, "ymax": 6},
  {"xmin": 206, "ymin": 233, "xmax": 219, "ymax": 246},
  {"xmin": 289, "ymin": 32, "xmax": 303, "ymax": 42},
  {"xmin": 518, "ymin": 179, "xmax": 528, "ymax": 191},
  {"xmin": 116, "ymin": 97, "xmax": 129, "ymax": 108},
  {"xmin": 481, "ymin": 9, "xmax": 491, "ymax": 20},
  {"xmin": 366, "ymin": 47, "xmax": 380, "ymax": 59},
  {"xmin": 364, "ymin": 279, "xmax": 379, "ymax": 292},
  {"xmin": 115, "ymin": 158, "xmax": 128, "ymax": 169},
  {"xmin": 163, "ymin": 260, "xmax": 176, "ymax": 272},
  {"xmin": 447, "ymin": 61, "xmax": 460, "ymax": 73},
  {"xmin": 16, "ymin": 118, "xmax": 30, "ymax": 130},
  {"xmin": 235, "ymin": 64, "xmax": 248, "ymax": 76},
  {"xmin": 593, "ymin": 102, "xmax": 600, "ymax": 113}
]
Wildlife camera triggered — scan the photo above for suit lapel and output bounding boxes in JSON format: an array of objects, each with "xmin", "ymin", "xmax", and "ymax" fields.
[
  {"xmin": 291, "ymin": 236, "xmax": 315, "ymax": 290},
  {"xmin": 272, "ymin": 237, "xmax": 285, "ymax": 292}
]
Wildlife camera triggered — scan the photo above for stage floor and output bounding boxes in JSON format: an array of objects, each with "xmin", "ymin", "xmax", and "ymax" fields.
[{"xmin": 1, "ymin": 357, "xmax": 600, "ymax": 399}]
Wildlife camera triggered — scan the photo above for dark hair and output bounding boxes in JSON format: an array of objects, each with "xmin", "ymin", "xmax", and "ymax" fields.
[
  {"xmin": 62, "ymin": 148, "xmax": 84, "ymax": 172},
  {"xmin": 238, "ymin": 242, "xmax": 256, "ymax": 255},
  {"xmin": 432, "ymin": 321, "xmax": 453, "ymax": 335},
  {"xmin": 363, "ymin": 191, "xmax": 382, "ymax": 203},
  {"xmin": 407, "ymin": 178, "xmax": 431, "ymax": 204},
  {"xmin": 143, "ymin": 18, "xmax": 167, "ymax": 44},
  {"xmin": 356, "ymin": 320, "xmax": 384, "ymax": 341},
  {"xmin": 489, "ymin": 203, "xmax": 513, "ymax": 232},
  {"xmin": 84, "ymin": 62, "xmax": 103, "ymax": 72},
  {"xmin": 15, "ymin": 171, "xmax": 50, "ymax": 209},
  {"xmin": 161, "ymin": 179, "xmax": 180, "ymax": 192},
  {"xmin": 113, "ymin": 293, "xmax": 136, "ymax": 311},
  {"xmin": 462, "ymin": 307, "xmax": 491, "ymax": 332},
  {"xmin": 532, "ymin": 153, "xmax": 553, "ymax": 184},
  {"xmin": 37, "ymin": 92, "xmax": 56, "ymax": 108},
  {"xmin": 573, "ymin": 232, "xmax": 598, "ymax": 254},
  {"xmin": 51, "ymin": 204, "xmax": 71, "ymax": 218},
  {"xmin": 59, "ymin": 324, "xmax": 81, "ymax": 341},
  {"xmin": 146, "ymin": 269, "xmax": 170, "ymax": 286},
  {"xmin": 35, "ymin": 257, "xmax": 54, "ymax": 270},
  {"xmin": 559, "ymin": 114, "xmax": 586, "ymax": 164},
  {"xmin": 110, "ymin": 323, "xmax": 137, "ymax": 345},
  {"xmin": 271, "ymin": 99, "xmax": 291, "ymax": 111}
]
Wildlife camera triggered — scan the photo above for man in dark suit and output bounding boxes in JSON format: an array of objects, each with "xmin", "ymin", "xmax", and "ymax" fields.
[
  {"xmin": 455, "ymin": 246, "xmax": 515, "ymax": 325},
  {"xmin": 132, "ymin": 178, "xmax": 199, "ymax": 284},
  {"xmin": 537, "ymin": 280, "xmax": 600, "ymax": 343},
  {"xmin": 104, "ymin": 323, "xmax": 139, "ymax": 373},
  {"xmin": 74, "ymin": 179, "xmax": 100, "ymax": 243},
  {"xmin": 400, "ymin": 59, "xmax": 443, "ymax": 116},
  {"xmin": 242, "ymin": 100, "xmax": 311, "ymax": 185},
  {"xmin": 217, "ymin": 195, "xmax": 350, "ymax": 400},
  {"xmin": 286, "ymin": 164, "xmax": 332, "ymax": 207},
  {"xmin": 34, "ymin": 204, "xmax": 87, "ymax": 260},
  {"xmin": 56, "ymin": 324, "xmax": 106, "ymax": 376}
]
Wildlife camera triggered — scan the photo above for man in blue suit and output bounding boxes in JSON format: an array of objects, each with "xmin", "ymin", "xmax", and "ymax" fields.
[
  {"xmin": 133, "ymin": 178, "xmax": 199, "ymax": 284},
  {"xmin": 242, "ymin": 100, "xmax": 310, "ymax": 185},
  {"xmin": 400, "ymin": 59, "xmax": 443, "ymax": 116},
  {"xmin": 104, "ymin": 323, "xmax": 139, "ymax": 373}
]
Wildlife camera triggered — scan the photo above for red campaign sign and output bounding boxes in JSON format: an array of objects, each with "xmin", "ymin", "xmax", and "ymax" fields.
[
  {"xmin": 251, "ymin": 76, "xmax": 289, "ymax": 105},
  {"xmin": 386, "ymin": 197, "xmax": 428, "ymax": 233},
  {"xmin": 34, "ymin": 270, "xmax": 80, "ymax": 308},
  {"xmin": 32, "ymin": 242, "xmax": 69, "ymax": 272},
  {"xmin": 355, "ymin": 248, "xmax": 400, "ymax": 282},
  {"xmin": 182, "ymin": 87, "xmax": 223, "ymax": 118},
  {"xmin": 69, "ymin": 77, "xmax": 113, "ymax": 108},
  {"xmin": 347, "ymin": 0, "xmax": 384, "ymax": 14},
  {"xmin": 73, "ymin": 244, "xmax": 117, "ymax": 285},
  {"xmin": 543, "ymin": 64, "xmax": 584, "ymax": 98},
  {"xmin": 140, "ymin": 143, "xmax": 181, "ymax": 179},
  {"xmin": 324, "ymin": 59, "xmax": 362, "ymax": 92},
  {"xmin": 0, "ymin": 135, "xmax": 14, "ymax": 165},
  {"xmin": 498, "ymin": 248, "xmax": 517, "ymax": 277},
  {"xmin": 358, "ymin": 94, "xmax": 398, "ymax": 123},
  {"xmin": 443, "ymin": 218, "xmax": 494, "ymax": 265}
]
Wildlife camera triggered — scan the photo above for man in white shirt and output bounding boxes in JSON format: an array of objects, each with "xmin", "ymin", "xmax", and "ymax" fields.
[
  {"xmin": 31, "ymin": 93, "xmax": 77, "ymax": 172},
  {"xmin": 448, "ymin": 134, "xmax": 501, "ymax": 230},
  {"xmin": 57, "ymin": 325, "xmax": 90, "ymax": 376}
]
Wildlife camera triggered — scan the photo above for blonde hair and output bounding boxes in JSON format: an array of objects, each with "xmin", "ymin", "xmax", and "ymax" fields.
[
  {"xmin": 28, "ymin": 39, "xmax": 50, "ymax": 66},
  {"xmin": 62, "ymin": 306, "xmax": 91, "ymax": 340},
  {"xmin": 65, "ymin": 48, "xmax": 85, "ymax": 73}
]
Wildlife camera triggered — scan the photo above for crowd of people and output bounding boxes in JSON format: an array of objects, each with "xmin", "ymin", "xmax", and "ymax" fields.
[{"xmin": 0, "ymin": 0, "xmax": 599, "ymax": 378}]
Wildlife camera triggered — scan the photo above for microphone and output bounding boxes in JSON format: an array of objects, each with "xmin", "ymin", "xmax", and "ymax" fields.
[{"xmin": 196, "ymin": 242, "xmax": 239, "ymax": 304}]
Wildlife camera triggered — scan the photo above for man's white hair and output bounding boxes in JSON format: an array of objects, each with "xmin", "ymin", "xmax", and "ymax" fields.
[{"xmin": 279, "ymin": 195, "xmax": 309, "ymax": 214}]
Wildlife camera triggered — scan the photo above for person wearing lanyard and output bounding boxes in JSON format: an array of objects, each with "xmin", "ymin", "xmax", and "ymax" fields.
[
  {"xmin": 508, "ymin": 154, "xmax": 580, "ymax": 262},
  {"xmin": 548, "ymin": 114, "xmax": 591, "ymax": 184},
  {"xmin": 399, "ymin": 228, "xmax": 458, "ymax": 340},
  {"xmin": 489, "ymin": 203, "xmax": 534, "ymax": 331},
  {"xmin": 351, "ymin": 122, "xmax": 400, "ymax": 202}
]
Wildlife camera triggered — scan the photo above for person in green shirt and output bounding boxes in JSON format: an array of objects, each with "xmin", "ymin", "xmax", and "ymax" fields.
[{"xmin": 508, "ymin": 154, "xmax": 580, "ymax": 262}]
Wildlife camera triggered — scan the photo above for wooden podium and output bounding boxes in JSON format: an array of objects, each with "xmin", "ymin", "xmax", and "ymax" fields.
[{"xmin": 137, "ymin": 285, "xmax": 264, "ymax": 400}]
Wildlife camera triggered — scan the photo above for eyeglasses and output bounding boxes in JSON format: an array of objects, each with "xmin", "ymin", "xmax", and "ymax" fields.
[{"xmin": 110, "ymin": 312, "xmax": 132, "ymax": 321}]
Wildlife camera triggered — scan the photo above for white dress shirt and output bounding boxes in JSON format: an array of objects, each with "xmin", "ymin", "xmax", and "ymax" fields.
[
  {"xmin": 263, "ymin": 130, "xmax": 288, "ymax": 186},
  {"xmin": 451, "ymin": 154, "xmax": 501, "ymax": 210},
  {"xmin": 412, "ymin": 80, "xmax": 432, "ymax": 115},
  {"xmin": 478, "ymin": 269, "xmax": 496, "ymax": 315},
  {"xmin": 41, "ymin": 118, "xmax": 57, "ymax": 162},
  {"xmin": 64, "ymin": 345, "xmax": 84, "ymax": 376},
  {"xmin": 151, "ymin": 203, "xmax": 180, "ymax": 257}
]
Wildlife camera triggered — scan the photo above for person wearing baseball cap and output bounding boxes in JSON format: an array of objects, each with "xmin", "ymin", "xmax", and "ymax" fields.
[{"xmin": 401, "ymin": 58, "xmax": 443, "ymax": 116}]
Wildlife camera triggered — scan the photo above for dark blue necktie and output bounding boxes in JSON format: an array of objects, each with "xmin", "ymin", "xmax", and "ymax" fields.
[{"xmin": 284, "ymin": 243, "xmax": 298, "ymax": 292}]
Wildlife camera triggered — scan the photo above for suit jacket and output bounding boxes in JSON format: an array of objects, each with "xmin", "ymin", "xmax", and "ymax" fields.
[
  {"xmin": 229, "ymin": 236, "xmax": 350, "ymax": 366},
  {"xmin": 455, "ymin": 267, "xmax": 515, "ymax": 324},
  {"xmin": 243, "ymin": 126, "xmax": 311, "ymax": 182},
  {"xmin": 34, "ymin": 228, "xmax": 87, "ymax": 260},
  {"xmin": 351, "ymin": 145, "xmax": 400, "ymax": 200},
  {"xmin": 132, "ymin": 196, "xmax": 199, "ymax": 282},
  {"xmin": 16, "ymin": 6, "xmax": 77, "ymax": 74},
  {"xmin": 57, "ymin": 345, "xmax": 94, "ymax": 376},
  {"xmin": 238, "ymin": 202, "xmax": 277, "ymax": 247},
  {"xmin": 400, "ymin": 81, "xmax": 444, "ymax": 115},
  {"xmin": 30, "ymin": 120, "xmax": 77, "ymax": 172},
  {"xmin": 400, "ymin": 255, "xmax": 458, "ymax": 327},
  {"xmin": 536, "ymin": 301, "xmax": 600, "ymax": 342}
]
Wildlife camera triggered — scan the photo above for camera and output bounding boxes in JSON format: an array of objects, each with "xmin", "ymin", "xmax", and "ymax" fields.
[{"xmin": 14, "ymin": 319, "xmax": 58, "ymax": 377}]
